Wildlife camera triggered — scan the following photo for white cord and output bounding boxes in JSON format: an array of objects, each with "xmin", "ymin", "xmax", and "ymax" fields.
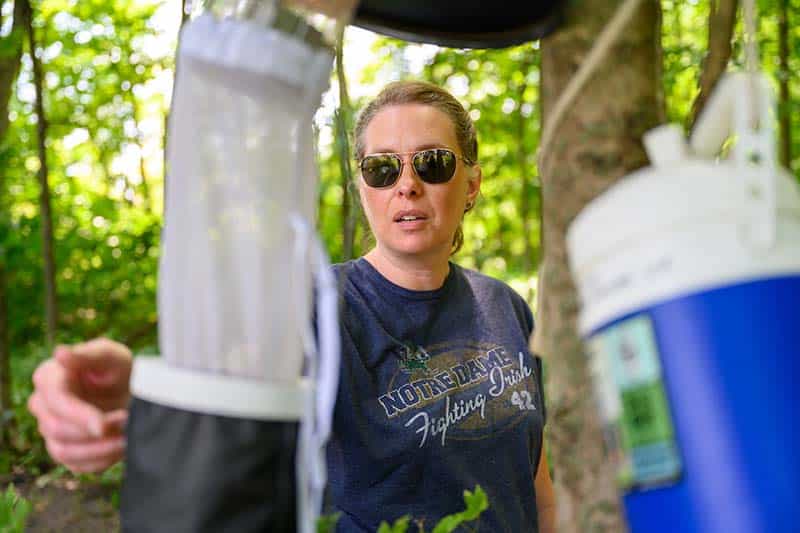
[
  {"xmin": 292, "ymin": 213, "xmax": 340, "ymax": 533},
  {"xmin": 537, "ymin": 0, "xmax": 643, "ymax": 160}
]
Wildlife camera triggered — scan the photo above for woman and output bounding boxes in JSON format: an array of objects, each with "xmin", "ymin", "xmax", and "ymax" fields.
[{"xmin": 27, "ymin": 81, "xmax": 556, "ymax": 532}]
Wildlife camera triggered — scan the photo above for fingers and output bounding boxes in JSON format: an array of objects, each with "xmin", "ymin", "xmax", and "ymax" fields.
[
  {"xmin": 29, "ymin": 394, "xmax": 127, "ymax": 443},
  {"xmin": 52, "ymin": 339, "xmax": 132, "ymax": 410},
  {"xmin": 29, "ymin": 393, "xmax": 91, "ymax": 443},
  {"xmin": 59, "ymin": 338, "xmax": 132, "ymax": 370},
  {"xmin": 31, "ymin": 390, "xmax": 128, "ymax": 473},
  {"xmin": 33, "ymin": 361, "xmax": 105, "ymax": 438},
  {"xmin": 47, "ymin": 435, "xmax": 126, "ymax": 474},
  {"xmin": 99, "ymin": 409, "xmax": 128, "ymax": 437}
]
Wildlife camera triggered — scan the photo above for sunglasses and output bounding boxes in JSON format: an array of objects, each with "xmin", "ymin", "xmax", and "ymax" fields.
[{"xmin": 358, "ymin": 148, "xmax": 471, "ymax": 188}]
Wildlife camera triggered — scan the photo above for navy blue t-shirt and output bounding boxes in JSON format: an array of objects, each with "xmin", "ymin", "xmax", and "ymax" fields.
[{"xmin": 327, "ymin": 258, "xmax": 546, "ymax": 532}]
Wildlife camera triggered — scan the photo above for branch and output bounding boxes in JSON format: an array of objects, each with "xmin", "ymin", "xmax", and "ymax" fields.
[{"xmin": 688, "ymin": 0, "xmax": 738, "ymax": 130}]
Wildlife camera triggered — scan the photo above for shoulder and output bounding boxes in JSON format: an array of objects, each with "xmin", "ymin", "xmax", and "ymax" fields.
[
  {"xmin": 453, "ymin": 264, "xmax": 534, "ymax": 334},
  {"xmin": 455, "ymin": 264, "xmax": 526, "ymax": 306},
  {"xmin": 331, "ymin": 259, "xmax": 363, "ymax": 291},
  {"xmin": 331, "ymin": 259, "xmax": 357, "ymax": 277}
]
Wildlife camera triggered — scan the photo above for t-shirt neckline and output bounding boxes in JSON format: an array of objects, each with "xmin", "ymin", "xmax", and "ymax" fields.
[{"xmin": 354, "ymin": 257, "xmax": 457, "ymax": 301}]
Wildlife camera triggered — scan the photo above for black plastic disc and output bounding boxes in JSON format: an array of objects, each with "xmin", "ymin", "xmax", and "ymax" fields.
[{"xmin": 352, "ymin": 1, "xmax": 563, "ymax": 49}]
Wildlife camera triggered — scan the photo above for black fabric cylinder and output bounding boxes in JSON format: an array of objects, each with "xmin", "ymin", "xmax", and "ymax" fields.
[{"xmin": 121, "ymin": 397, "xmax": 298, "ymax": 533}]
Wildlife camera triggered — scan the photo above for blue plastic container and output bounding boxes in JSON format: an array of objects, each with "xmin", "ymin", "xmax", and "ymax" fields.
[{"xmin": 567, "ymin": 76, "xmax": 800, "ymax": 533}]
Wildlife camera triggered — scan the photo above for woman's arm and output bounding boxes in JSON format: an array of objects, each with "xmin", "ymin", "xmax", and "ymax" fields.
[{"xmin": 535, "ymin": 445, "xmax": 557, "ymax": 533}]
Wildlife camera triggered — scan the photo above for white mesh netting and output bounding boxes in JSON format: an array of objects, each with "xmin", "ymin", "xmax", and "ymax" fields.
[{"xmin": 159, "ymin": 14, "xmax": 331, "ymax": 381}]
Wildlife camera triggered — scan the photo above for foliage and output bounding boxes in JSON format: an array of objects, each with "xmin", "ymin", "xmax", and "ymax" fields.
[
  {"xmin": 5, "ymin": 0, "xmax": 170, "ymax": 351},
  {"xmin": 0, "ymin": 484, "xmax": 31, "ymax": 533},
  {"xmin": 376, "ymin": 485, "xmax": 489, "ymax": 533},
  {"xmin": 1, "ymin": 346, "xmax": 51, "ymax": 475},
  {"xmin": 316, "ymin": 512, "xmax": 341, "ymax": 533}
]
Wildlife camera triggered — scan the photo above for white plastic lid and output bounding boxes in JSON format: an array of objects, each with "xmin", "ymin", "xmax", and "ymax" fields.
[
  {"xmin": 567, "ymin": 146, "xmax": 800, "ymax": 334},
  {"xmin": 568, "ymin": 160, "xmax": 800, "ymax": 272}
]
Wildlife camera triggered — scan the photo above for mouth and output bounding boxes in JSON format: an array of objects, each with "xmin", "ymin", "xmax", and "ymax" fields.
[{"xmin": 394, "ymin": 210, "xmax": 428, "ymax": 223}]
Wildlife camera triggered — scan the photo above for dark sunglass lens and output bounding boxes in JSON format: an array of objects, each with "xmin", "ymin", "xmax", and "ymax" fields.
[
  {"xmin": 361, "ymin": 155, "xmax": 401, "ymax": 187},
  {"xmin": 413, "ymin": 149, "xmax": 456, "ymax": 184}
]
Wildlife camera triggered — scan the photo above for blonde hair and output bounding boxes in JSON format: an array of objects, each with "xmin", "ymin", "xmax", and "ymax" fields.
[{"xmin": 354, "ymin": 80, "xmax": 478, "ymax": 255}]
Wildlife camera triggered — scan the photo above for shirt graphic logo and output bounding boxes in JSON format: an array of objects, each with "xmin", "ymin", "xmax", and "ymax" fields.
[
  {"xmin": 397, "ymin": 342, "xmax": 431, "ymax": 375},
  {"xmin": 377, "ymin": 344, "xmax": 540, "ymax": 449}
]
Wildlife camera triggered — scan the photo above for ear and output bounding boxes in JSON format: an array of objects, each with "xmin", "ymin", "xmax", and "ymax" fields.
[{"xmin": 466, "ymin": 164, "xmax": 482, "ymax": 204}]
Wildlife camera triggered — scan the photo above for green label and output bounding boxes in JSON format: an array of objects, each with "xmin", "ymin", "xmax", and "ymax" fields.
[{"xmin": 588, "ymin": 315, "xmax": 682, "ymax": 490}]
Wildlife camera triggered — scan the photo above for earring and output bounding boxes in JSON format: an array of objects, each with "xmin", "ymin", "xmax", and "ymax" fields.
[{"xmin": 464, "ymin": 200, "xmax": 474, "ymax": 212}]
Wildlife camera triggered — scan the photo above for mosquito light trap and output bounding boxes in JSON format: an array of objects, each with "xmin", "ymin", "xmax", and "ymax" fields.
[{"xmin": 122, "ymin": 2, "xmax": 352, "ymax": 531}]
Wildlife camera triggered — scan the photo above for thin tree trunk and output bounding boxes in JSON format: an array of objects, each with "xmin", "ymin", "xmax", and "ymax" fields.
[
  {"xmin": 778, "ymin": 0, "xmax": 791, "ymax": 169},
  {"xmin": 22, "ymin": 0, "xmax": 57, "ymax": 349},
  {"xmin": 130, "ymin": 98, "xmax": 153, "ymax": 212},
  {"xmin": 335, "ymin": 25, "xmax": 355, "ymax": 261},
  {"xmin": 689, "ymin": 0, "xmax": 738, "ymax": 129},
  {"xmin": 0, "ymin": 258, "xmax": 9, "ymax": 448},
  {"xmin": 516, "ymin": 50, "xmax": 536, "ymax": 301},
  {"xmin": 537, "ymin": 1, "xmax": 664, "ymax": 531},
  {"xmin": 0, "ymin": 0, "xmax": 25, "ymax": 448}
]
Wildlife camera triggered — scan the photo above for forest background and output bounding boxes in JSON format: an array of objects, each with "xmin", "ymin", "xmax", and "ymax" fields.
[{"xmin": 0, "ymin": 0, "xmax": 797, "ymax": 530}]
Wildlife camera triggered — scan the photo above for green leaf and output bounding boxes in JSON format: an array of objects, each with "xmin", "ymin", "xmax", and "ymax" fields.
[
  {"xmin": 377, "ymin": 515, "xmax": 411, "ymax": 533},
  {"xmin": 430, "ymin": 486, "xmax": 489, "ymax": 533},
  {"xmin": 0, "ymin": 484, "xmax": 32, "ymax": 533},
  {"xmin": 316, "ymin": 512, "xmax": 341, "ymax": 533}
]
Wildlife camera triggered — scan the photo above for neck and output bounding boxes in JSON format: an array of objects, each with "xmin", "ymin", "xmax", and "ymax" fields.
[{"xmin": 364, "ymin": 246, "xmax": 451, "ymax": 291}]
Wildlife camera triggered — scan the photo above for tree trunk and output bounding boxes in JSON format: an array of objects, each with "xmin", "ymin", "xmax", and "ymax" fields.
[
  {"xmin": 0, "ymin": 0, "xmax": 25, "ymax": 448},
  {"xmin": 778, "ymin": 0, "xmax": 791, "ymax": 169},
  {"xmin": 537, "ymin": 1, "xmax": 664, "ymax": 531},
  {"xmin": 22, "ymin": 0, "xmax": 58, "ymax": 349},
  {"xmin": 516, "ymin": 50, "xmax": 536, "ymax": 301},
  {"xmin": 689, "ymin": 0, "xmax": 738, "ymax": 130},
  {"xmin": 335, "ymin": 26, "xmax": 356, "ymax": 261}
]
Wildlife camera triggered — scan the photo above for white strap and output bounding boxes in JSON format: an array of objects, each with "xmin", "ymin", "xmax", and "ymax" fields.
[{"xmin": 291, "ymin": 214, "xmax": 340, "ymax": 533}]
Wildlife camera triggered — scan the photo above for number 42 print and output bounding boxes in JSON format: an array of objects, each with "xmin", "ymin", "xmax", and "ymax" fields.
[{"xmin": 511, "ymin": 390, "xmax": 537, "ymax": 411}]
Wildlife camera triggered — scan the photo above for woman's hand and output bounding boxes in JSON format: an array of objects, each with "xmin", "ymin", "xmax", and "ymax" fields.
[{"xmin": 27, "ymin": 338, "xmax": 133, "ymax": 473}]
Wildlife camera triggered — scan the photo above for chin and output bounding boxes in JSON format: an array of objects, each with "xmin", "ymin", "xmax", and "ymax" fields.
[{"xmin": 388, "ymin": 239, "xmax": 449, "ymax": 259}]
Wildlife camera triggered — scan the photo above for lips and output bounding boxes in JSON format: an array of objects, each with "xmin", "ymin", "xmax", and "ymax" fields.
[{"xmin": 393, "ymin": 209, "xmax": 428, "ymax": 223}]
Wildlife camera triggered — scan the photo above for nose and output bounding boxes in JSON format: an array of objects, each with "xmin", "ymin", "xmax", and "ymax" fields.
[{"xmin": 396, "ymin": 158, "xmax": 423, "ymax": 198}]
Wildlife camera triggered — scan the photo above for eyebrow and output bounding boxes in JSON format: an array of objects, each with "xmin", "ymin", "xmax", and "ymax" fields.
[{"xmin": 366, "ymin": 143, "xmax": 451, "ymax": 154}]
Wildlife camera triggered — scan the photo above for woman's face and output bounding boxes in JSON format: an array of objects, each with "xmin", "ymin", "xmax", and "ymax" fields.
[{"xmin": 359, "ymin": 104, "xmax": 481, "ymax": 263}]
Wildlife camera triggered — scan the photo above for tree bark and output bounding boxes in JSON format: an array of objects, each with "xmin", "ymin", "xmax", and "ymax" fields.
[
  {"xmin": 689, "ymin": 0, "xmax": 738, "ymax": 129},
  {"xmin": 335, "ymin": 25, "xmax": 356, "ymax": 261},
  {"xmin": 778, "ymin": 0, "xmax": 791, "ymax": 169},
  {"xmin": 537, "ymin": 1, "xmax": 664, "ymax": 531},
  {"xmin": 22, "ymin": 0, "xmax": 58, "ymax": 349},
  {"xmin": 0, "ymin": 1, "xmax": 26, "ymax": 447}
]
